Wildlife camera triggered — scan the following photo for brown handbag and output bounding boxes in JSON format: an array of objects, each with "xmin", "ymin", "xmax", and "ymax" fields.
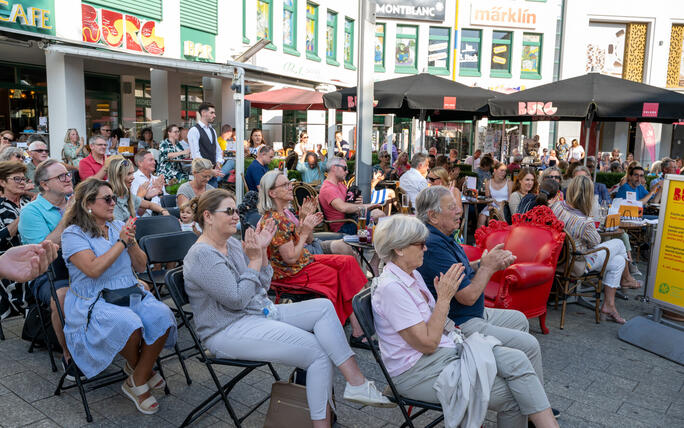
[{"xmin": 263, "ymin": 381, "xmax": 313, "ymax": 428}]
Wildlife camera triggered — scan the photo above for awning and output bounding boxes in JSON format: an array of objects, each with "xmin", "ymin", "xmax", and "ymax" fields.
[
  {"xmin": 245, "ymin": 87, "xmax": 326, "ymax": 110},
  {"xmin": 45, "ymin": 43, "xmax": 264, "ymax": 77}
]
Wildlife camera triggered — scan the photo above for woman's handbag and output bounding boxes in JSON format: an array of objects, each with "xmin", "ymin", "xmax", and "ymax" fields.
[
  {"xmin": 263, "ymin": 381, "xmax": 313, "ymax": 428},
  {"xmin": 86, "ymin": 285, "xmax": 144, "ymax": 329}
]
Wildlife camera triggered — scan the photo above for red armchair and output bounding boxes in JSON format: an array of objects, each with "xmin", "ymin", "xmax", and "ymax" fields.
[{"xmin": 472, "ymin": 206, "xmax": 565, "ymax": 334}]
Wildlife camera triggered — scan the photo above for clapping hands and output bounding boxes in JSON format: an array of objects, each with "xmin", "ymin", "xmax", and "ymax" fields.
[
  {"xmin": 299, "ymin": 196, "xmax": 318, "ymax": 219},
  {"xmin": 255, "ymin": 218, "xmax": 277, "ymax": 249},
  {"xmin": 434, "ymin": 263, "xmax": 466, "ymax": 302},
  {"xmin": 0, "ymin": 241, "xmax": 58, "ymax": 283}
]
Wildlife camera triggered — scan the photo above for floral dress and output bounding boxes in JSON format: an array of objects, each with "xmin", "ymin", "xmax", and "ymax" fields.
[
  {"xmin": 261, "ymin": 210, "xmax": 314, "ymax": 279},
  {"xmin": 157, "ymin": 138, "xmax": 189, "ymax": 182},
  {"xmin": 62, "ymin": 142, "xmax": 88, "ymax": 167}
]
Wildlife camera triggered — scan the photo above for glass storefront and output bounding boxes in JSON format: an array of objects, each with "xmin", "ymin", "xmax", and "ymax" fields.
[
  {"xmin": 85, "ymin": 73, "xmax": 120, "ymax": 135},
  {"xmin": 0, "ymin": 63, "xmax": 48, "ymax": 141}
]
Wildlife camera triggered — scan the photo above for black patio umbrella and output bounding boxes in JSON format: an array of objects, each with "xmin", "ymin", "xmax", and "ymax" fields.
[
  {"xmin": 488, "ymin": 72, "xmax": 684, "ymax": 123},
  {"xmin": 323, "ymin": 73, "xmax": 497, "ymax": 120}
]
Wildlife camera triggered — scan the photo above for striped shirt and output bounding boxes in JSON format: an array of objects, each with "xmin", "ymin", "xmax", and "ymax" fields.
[{"xmin": 551, "ymin": 200, "xmax": 600, "ymax": 255}]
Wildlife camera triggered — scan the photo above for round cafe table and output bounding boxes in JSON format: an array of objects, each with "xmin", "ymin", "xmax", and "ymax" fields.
[
  {"xmin": 462, "ymin": 197, "xmax": 495, "ymax": 245},
  {"xmin": 598, "ymin": 228, "xmax": 623, "ymax": 242},
  {"xmin": 345, "ymin": 241, "xmax": 377, "ymax": 277}
]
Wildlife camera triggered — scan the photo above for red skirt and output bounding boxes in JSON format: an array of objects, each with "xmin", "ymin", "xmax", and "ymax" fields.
[{"xmin": 273, "ymin": 254, "xmax": 366, "ymax": 324}]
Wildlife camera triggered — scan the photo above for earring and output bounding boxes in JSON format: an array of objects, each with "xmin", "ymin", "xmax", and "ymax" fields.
[{"xmin": 88, "ymin": 209, "xmax": 92, "ymax": 214}]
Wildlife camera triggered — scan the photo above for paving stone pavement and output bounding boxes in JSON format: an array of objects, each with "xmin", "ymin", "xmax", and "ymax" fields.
[{"xmin": 0, "ymin": 264, "xmax": 682, "ymax": 427}]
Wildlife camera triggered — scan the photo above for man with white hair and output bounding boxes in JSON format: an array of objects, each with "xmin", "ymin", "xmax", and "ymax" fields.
[
  {"xmin": 26, "ymin": 139, "xmax": 49, "ymax": 185},
  {"xmin": 399, "ymin": 153, "xmax": 429, "ymax": 208},
  {"xmin": 414, "ymin": 186, "xmax": 557, "ymax": 418}
]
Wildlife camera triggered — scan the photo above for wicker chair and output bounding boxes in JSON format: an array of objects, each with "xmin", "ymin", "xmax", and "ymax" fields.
[{"xmin": 553, "ymin": 233, "xmax": 610, "ymax": 329}]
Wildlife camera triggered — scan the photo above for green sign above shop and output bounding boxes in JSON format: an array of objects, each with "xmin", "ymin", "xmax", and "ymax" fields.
[
  {"xmin": 181, "ymin": 26, "xmax": 215, "ymax": 62},
  {"xmin": 0, "ymin": 0, "xmax": 55, "ymax": 36}
]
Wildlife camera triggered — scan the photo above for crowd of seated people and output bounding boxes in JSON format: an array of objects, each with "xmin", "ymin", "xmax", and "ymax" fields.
[{"xmin": 2, "ymin": 126, "xmax": 682, "ymax": 426}]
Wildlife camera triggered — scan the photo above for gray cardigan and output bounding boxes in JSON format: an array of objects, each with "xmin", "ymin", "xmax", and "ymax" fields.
[{"xmin": 183, "ymin": 238, "xmax": 274, "ymax": 341}]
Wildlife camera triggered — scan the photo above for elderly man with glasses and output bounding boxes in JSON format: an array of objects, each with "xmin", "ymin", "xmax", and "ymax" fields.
[
  {"xmin": 79, "ymin": 136, "xmax": 109, "ymax": 180},
  {"xmin": 26, "ymin": 139, "xmax": 50, "ymax": 186},
  {"xmin": 18, "ymin": 159, "xmax": 83, "ymax": 381}
]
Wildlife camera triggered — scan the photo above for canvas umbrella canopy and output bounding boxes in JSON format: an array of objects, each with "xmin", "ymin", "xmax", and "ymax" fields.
[
  {"xmin": 245, "ymin": 87, "xmax": 326, "ymax": 110},
  {"xmin": 322, "ymin": 73, "xmax": 497, "ymax": 120},
  {"xmin": 488, "ymin": 72, "xmax": 684, "ymax": 123}
]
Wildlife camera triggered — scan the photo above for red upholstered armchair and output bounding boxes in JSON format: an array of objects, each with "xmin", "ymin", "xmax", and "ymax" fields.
[{"xmin": 471, "ymin": 206, "xmax": 565, "ymax": 334}]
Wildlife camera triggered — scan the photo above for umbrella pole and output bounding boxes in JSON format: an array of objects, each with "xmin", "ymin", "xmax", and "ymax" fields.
[
  {"xmin": 420, "ymin": 109, "xmax": 426, "ymax": 154},
  {"xmin": 584, "ymin": 118, "xmax": 591, "ymax": 167},
  {"xmin": 594, "ymin": 122, "xmax": 600, "ymax": 183}
]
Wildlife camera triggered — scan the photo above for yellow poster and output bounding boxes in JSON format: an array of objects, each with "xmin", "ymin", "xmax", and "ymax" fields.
[{"xmin": 652, "ymin": 180, "xmax": 684, "ymax": 310}]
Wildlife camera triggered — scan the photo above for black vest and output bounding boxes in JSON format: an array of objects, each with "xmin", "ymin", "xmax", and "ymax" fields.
[{"xmin": 194, "ymin": 123, "xmax": 217, "ymax": 164}]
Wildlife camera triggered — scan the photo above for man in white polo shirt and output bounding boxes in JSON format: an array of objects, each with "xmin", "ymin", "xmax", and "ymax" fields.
[{"xmin": 131, "ymin": 149, "xmax": 165, "ymax": 216}]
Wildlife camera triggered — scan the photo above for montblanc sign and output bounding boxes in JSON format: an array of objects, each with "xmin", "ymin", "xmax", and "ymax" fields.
[{"xmin": 375, "ymin": 0, "xmax": 445, "ymax": 22}]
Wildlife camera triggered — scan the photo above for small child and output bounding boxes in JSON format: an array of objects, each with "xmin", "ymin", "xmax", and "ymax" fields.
[{"xmin": 179, "ymin": 201, "xmax": 201, "ymax": 235}]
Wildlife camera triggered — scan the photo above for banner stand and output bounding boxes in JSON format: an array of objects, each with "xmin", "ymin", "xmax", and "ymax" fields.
[{"xmin": 618, "ymin": 174, "xmax": 684, "ymax": 365}]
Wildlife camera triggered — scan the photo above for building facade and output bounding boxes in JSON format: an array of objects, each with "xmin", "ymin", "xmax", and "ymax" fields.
[{"xmin": 557, "ymin": 0, "xmax": 684, "ymax": 165}]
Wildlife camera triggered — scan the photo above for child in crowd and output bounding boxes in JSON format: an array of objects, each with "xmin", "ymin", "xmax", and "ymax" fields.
[{"xmin": 179, "ymin": 202, "xmax": 202, "ymax": 235}]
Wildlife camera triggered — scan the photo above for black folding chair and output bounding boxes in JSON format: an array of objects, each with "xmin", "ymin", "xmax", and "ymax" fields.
[
  {"xmin": 139, "ymin": 231, "xmax": 199, "ymax": 385},
  {"xmin": 352, "ymin": 288, "xmax": 444, "ymax": 428},
  {"xmin": 160, "ymin": 194, "xmax": 177, "ymax": 208},
  {"xmin": 134, "ymin": 215, "xmax": 181, "ymax": 241},
  {"xmin": 165, "ymin": 267, "xmax": 280, "ymax": 427},
  {"xmin": 52, "ymin": 255, "xmax": 170, "ymax": 423}
]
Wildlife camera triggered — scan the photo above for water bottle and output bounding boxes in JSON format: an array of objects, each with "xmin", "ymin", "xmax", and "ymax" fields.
[{"xmin": 262, "ymin": 300, "xmax": 281, "ymax": 321}]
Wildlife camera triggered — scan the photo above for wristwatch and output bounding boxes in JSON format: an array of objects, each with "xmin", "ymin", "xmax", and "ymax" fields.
[{"xmin": 117, "ymin": 238, "xmax": 128, "ymax": 249}]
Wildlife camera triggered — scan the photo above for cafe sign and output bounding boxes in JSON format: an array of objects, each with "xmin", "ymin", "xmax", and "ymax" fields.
[
  {"xmin": 181, "ymin": 26, "xmax": 214, "ymax": 62},
  {"xmin": 81, "ymin": 2, "xmax": 165, "ymax": 55},
  {"xmin": 0, "ymin": 0, "xmax": 55, "ymax": 36}
]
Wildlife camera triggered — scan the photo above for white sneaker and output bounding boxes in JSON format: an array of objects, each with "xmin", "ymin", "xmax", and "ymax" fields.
[{"xmin": 343, "ymin": 380, "xmax": 396, "ymax": 408}]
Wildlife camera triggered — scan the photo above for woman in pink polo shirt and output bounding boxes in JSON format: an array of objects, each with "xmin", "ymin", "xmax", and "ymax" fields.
[{"xmin": 371, "ymin": 215, "xmax": 558, "ymax": 428}]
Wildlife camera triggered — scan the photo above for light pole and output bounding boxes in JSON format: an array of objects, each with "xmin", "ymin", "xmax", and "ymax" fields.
[{"xmin": 356, "ymin": 0, "xmax": 375, "ymax": 202}]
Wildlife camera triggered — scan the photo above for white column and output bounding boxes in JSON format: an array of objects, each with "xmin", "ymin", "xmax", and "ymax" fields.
[
  {"xmin": 120, "ymin": 75, "xmax": 137, "ymax": 129},
  {"xmin": 45, "ymin": 51, "xmax": 86, "ymax": 159},
  {"xmin": 151, "ymin": 69, "xmax": 181, "ymax": 139}
]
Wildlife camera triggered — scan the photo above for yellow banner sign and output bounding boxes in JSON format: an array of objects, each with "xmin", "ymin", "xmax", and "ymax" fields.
[{"xmin": 652, "ymin": 180, "xmax": 684, "ymax": 310}]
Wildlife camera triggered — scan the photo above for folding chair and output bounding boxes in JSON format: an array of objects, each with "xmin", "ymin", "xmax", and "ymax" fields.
[
  {"xmin": 352, "ymin": 289, "xmax": 443, "ymax": 428},
  {"xmin": 159, "ymin": 194, "xmax": 178, "ymax": 208},
  {"xmin": 50, "ymin": 256, "xmax": 170, "ymax": 423},
  {"xmin": 139, "ymin": 231, "xmax": 198, "ymax": 385},
  {"xmin": 134, "ymin": 215, "xmax": 182, "ymax": 241},
  {"xmin": 164, "ymin": 267, "xmax": 280, "ymax": 427}
]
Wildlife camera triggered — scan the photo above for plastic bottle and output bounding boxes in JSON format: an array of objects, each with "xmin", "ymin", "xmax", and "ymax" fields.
[
  {"xmin": 367, "ymin": 217, "xmax": 375, "ymax": 242},
  {"xmin": 262, "ymin": 300, "xmax": 281, "ymax": 321}
]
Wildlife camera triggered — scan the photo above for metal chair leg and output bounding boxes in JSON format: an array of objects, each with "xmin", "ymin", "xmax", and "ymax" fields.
[{"xmin": 0, "ymin": 317, "xmax": 5, "ymax": 340}]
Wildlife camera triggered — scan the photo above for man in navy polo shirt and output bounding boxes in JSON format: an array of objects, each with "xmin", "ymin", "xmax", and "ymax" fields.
[
  {"xmin": 415, "ymin": 186, "xmax": 546, "ymax": 389},
  {"xmin": 245, "ymin": 145, "xmax": 274, "ymax": 191}
]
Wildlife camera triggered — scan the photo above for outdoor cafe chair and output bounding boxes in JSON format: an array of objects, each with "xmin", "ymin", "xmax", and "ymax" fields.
[
  {"xmin": 352, "ymin": 288, "xmax": 444, "ymax": 428},
  {"xmin": 553, "ymin": 232, "xmax": 610, "ymax": 329},
  {"xmin": 164, "ymin": 267, "xmax": 280, "ymax": 427}
]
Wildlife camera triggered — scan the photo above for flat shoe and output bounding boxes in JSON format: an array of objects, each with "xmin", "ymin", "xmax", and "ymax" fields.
[
  {"xmin": 121, "ymin": 375, "xmax": 159, "ymax": 415},
  {"xmin": 349, "ymin": 335, "xmax": 377, "ymax": 351},
  {"xmin": 621, "ymin": 280, "xmax": 643, "ymax": 289}
]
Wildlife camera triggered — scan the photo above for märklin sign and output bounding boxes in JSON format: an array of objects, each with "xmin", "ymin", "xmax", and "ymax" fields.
[{"xmin": 470, "ymin": 0, "xmax": 538, "ymax": 29}]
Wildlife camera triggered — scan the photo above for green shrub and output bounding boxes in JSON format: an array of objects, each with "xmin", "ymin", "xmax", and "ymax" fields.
[
  {"xmin": 372, "ymin": 152, "xmax": 379, "ymax": 165},
  {"xmin": 165, "ymin": 179, "xmax": 187, "ymax": 195},
  {"xmin": 288, "ymin": 170, "xmax": 301, "ymax": 181}
]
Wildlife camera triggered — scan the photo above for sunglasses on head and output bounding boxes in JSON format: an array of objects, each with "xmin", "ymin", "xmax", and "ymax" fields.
[
  {"xmin": 97, "ymin": 194, "xmax": 116, "ymax": 204},
  {"xmin": 214, "ymin": 207, "xmax": 237, "ymax": 216}
]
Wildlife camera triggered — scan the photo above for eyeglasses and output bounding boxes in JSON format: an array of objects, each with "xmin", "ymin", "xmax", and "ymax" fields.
[
  {"xmin": 101, "ymin": 128, "xmax": 112, "ymax": 132},
  {"xmin": 301, "ymin": 136, "xmax": 309, "ymax": 139},
  {"xmin": 9, "ymin": 176, "xmax": 28, "ymax": 184},
  {"xmin": 46, "ymin": 172, "xmax": 72, "ymax": 183},
  {"xmin": 1, "ymin": 136, "xmax": 12, "ymax": 142},
  {"xmin": 633, "ymin": 173, "xmax": 645, "ymax": 178},
  {"xmin": 214, "ymin": 207, "xmax": 237, "ymax": 216},
  {"xmin": 96, "ymin": 195, "xmax": 116, "ymax": 205},
  {"xmin": 408, "ymin": 241, "xmax": 426, "ymax": 249},
  {"xmin": 335, "ymin": 164, "xmax": 348, "ymax": 171},
  {"xmin": 32, "ymin": 149, "xmax": 49, "ymax": 154},
  {"xmin": 273, "ymin": 181, "xmax": 293, "ymax": 189},
  {"xmin": 427, "ymin": 176, "xmax": 438, "ymax": 182},
  {"xmin": 12, "ymin": 154, "xmax": 24, "ymax": 160},
  {"xmin": 548, "ymin": 175, "xmax": 561, "ymax": 181}
]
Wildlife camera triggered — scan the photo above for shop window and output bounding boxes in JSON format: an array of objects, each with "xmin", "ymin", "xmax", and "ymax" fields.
[
  {"xmin": 257, "ymin": 0, "xmax": 275, "ymax": 50},
  {"xmin": 667, "ymin": 24, "xmax": 684, "ymax": 87},
  {"xmin": 521, "ymin": 33, "xmax": 542, "ymax": 79},
  {"xmin": 181, "ymin": 85, "xmax": 203, "ymax": 121},
  {"xmin": 306, "ymin": 2, "xmax": 320, "ymax": 61},
  {"xmin": 395, "ymin": 25, "xmax": 418, "ymax": 74},
  {"xmin": 242, "ymin": 0, "xmax": 249, "ymax": 43},
  {"xmin": 344, "ymin": 18, "xmax": 355, "ymax": 70},
  {"xmin": 283, "ymin": 0, "xmax": 298, "ymax": 56},
  {"xmin": 459, "ymin": 29, "xmax": 481, "ymax": 76},
  {"xmin": 428, "ymin": 26, "xmax": 450, "ymax": 75},
  {"xmin": 326, "ymin": 11, "xmax": 338, "ymax": 65},
  {"xmin": 375, "ymin": 23, "xmax": 385, "ymax": 72},
  {"xmin": 18, "ymin": 67, "xmax": 46, "ymax": 88},
  {"xmin": 491, "ymin": 30, "xmax": 512, "ymax": 78},
  {"xmin": 0, "ymin": 64, "xmax": 15, "ymax": 84}
]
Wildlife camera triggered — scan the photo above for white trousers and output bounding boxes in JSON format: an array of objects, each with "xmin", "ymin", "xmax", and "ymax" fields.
[{"xmin": 586, "ymin": 238, "xmax": 628, "ymax": 288}]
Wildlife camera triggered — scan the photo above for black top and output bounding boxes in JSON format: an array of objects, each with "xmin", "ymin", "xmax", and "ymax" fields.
[{"xmin": 0, "ymin": 197, "xmax": 25, "ymax": 251}]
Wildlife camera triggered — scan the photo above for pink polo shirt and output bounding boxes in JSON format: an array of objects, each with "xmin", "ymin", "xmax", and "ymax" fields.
[{"xmin": 372, "ymin": 262, "xmax": 455, "ymax": 377}]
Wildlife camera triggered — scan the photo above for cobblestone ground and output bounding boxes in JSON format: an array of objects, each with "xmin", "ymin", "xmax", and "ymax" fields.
[{"xmin": 0, "ymin": 263, "xmax": 682, "ymax": 427}]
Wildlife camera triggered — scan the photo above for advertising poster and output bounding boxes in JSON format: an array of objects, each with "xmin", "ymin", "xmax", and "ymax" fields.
[
  {"xmin": 650, "ymin": 177, "xmax": 684, "ymax": 312},
  {"xmin": 585, "ymin": 22, "xmax": 626, "ymax": 77}
]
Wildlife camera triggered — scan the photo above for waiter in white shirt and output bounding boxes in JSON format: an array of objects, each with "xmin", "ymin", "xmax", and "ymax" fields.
[{"xmin": 187, "ymin": 102, "xmax": 224, "ymax": 187}]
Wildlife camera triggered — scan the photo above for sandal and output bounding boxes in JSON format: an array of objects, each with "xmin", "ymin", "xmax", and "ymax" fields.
[
  {"xmin": 121, "ymin": 375, "xmax": 159, "ymax": 415},
  {"xmin": 123, "ymin": 362, "xmax": 166, "ymax": 391},
  {"xmin": 621, "ymin": 279, "xmax": 643, "ymax": 289},
  {"xmin": 600, "ymin": 310, "xmax": 626, "ymax": 324}
]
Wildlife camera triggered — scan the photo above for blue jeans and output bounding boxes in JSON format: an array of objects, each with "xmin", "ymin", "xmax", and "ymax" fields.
[{"xmin": 219, "ymin": 159, "xmax": 236, "ymax": 183}]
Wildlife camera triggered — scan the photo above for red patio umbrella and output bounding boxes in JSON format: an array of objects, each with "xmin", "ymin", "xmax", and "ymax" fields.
[{"xmin": 245, "ymin": 87, "xmax": 326, "ymax": 110}]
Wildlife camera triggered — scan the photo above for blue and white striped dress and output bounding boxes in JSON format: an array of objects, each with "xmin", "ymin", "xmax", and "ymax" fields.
[{"xmin": 61, "ymin": 221, "xmax": 177, "ymax": 379}]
